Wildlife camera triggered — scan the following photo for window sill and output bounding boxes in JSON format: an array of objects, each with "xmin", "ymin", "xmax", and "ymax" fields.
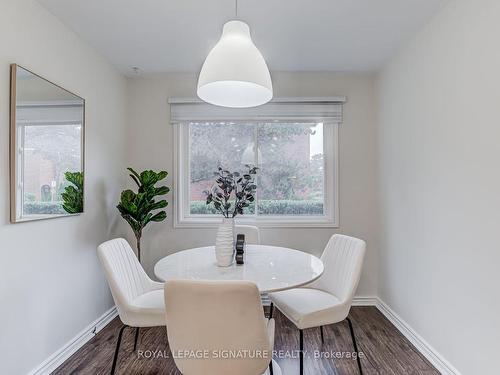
[{"xmin": 174, "ymin": 216, "xmax": 339, "ymax": 228}]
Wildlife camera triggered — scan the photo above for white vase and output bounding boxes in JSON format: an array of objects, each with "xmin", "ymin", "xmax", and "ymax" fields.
[{"xmin": 215, "ymin": 217, "xmax": 235, "ymax": 267}]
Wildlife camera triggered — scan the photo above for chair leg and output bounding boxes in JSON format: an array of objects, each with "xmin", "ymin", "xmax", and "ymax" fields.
[
  {"xmin": 133, "ymin": 327, "xmax": 140, "ymax": 351},
  {"xmin": 267, "ymin": 301, "xmax": 274, "ymax": 375},
  {"xmin": 320, "ymin": 325, "xmax": 324, "ymax": 344},
  {"xmin": 299, "ymin": 329, "xmax": 304, "ymax": 375},
  {"xmin": 111, "ymin": 325, "xmax": 127, "ymax": 375},
  {"xmin": 346, "ymin": 317, "xmax": 363, "ymax": 375}
]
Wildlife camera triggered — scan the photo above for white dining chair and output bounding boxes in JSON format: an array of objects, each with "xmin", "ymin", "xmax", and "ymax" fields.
[
  {"xmin": 164, "ymin": 280, "xmax": 279, "ymax": 375},
  {"xmin": 97, "ymin": 238, "xmax": 166, "ymax": 374},
  {"xmin": 235, "ymin": 224, "xmax": 261, "ymax": 244},
  {"xmin": 268, "ymin": 234, "xmax": 366, "ymax": 375}
]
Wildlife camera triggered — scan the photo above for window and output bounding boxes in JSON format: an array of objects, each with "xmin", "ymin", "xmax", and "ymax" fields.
[
  {"xmin": 14, "ymin": 100, "xmax": 84, "ymax": 220},
  {"xmin": 172, "ymin": 98, "xmax": 343, "ymax": 227},
  {"xmin": 18, "ymin": 122, "xmax": 82, "ymax": 218}
]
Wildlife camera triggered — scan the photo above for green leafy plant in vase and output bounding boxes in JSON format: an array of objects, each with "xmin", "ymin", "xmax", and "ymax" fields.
[
  {"xmin": 61, "ymin": 171, "xmax": 84, "ymax": 214},
  {"xmin": 117, "ymin": 168, "xmax": 169, "ymax": 262}
]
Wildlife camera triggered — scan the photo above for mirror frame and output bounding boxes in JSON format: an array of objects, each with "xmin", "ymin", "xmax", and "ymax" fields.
[{"xmin": 9, "ymin": 64, "xmax": 86, "ymax": 223}]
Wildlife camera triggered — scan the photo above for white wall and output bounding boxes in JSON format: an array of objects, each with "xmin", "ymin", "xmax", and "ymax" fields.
[
  {"xmin": 0, "ymin": 1, "xmax": 128, "ymax": 374},
  {"xmin": 376, "ymin": 0, "xmax": 500, "ymax": 374},
  {"xmin": 126, "ymin": 72, "xmax": 378, "ymax": 297}
]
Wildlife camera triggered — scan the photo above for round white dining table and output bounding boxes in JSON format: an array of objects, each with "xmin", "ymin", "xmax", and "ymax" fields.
[{"xmin": 154, "ymin": 244, "xmax": 324, "ymax": 293}]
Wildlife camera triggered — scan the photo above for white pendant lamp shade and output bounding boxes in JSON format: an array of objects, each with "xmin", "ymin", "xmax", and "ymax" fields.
[{"xmin": 197, "ymin": 20, "xmax": 273, "ymax": 108}]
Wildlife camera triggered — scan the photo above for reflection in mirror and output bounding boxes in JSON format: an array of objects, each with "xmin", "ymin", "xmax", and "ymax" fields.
[{"xmin": 10, "ymin": 64, "xmax": 85, "ymax": 222}]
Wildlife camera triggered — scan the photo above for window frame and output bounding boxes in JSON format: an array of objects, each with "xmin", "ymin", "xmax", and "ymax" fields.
[{"xmin": 173, "ymin": 120, "xmax": 339, "ymax": 228}]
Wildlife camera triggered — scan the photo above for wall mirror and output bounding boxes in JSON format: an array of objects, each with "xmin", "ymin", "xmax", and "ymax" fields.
[{"xmin": 10, "ymin": 64, "xmax": 85, "ymax": 223}]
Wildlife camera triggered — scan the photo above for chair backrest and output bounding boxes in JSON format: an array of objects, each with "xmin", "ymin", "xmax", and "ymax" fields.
[
  {"xmin": 97, "ymin": 238, "xmax": 151, "ymax": 309},
  {"xmin": 235, "ymin": 225, "xmax": 261, "ymax": 244},
  {"xmin": 165, "ymin": 280, "xmax": 271, "ymax": 375},
  {"xmin": 310, "ymin": 234, "xmax": 366, "ymax": 303}
]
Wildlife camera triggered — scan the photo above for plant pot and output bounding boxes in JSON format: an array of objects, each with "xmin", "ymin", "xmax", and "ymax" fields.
[{"xmin": 215, "ymin": 217, "xmax": 235, "ymax": 267}]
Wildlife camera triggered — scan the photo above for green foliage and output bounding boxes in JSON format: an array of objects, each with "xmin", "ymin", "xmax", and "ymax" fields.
[
  {"xmin": 190, "ymin": 122, "xmax": 324, "ymax": 202},
  {"xmin": 257, "ymin": 200, "xmax": 323, "ymax": 215},
  {"xmin": 205, "ymin": 165, "xmax": 258, "ymax": 218},
  {"xmin": 189, "ymin": 123, "xmax": 310, "ymax": 184},
  {"xmin": 24, "ymin": 201, "xmax": 66, "ymax": 215},
  {"xmin": 117, "ymin": 168, "xmax": 169, "ymax": 262},
  {"xmin": 61, "ymin": 171, "xmax": 84, "ymax": 214},
  {"xmin": 191, "ymin": 200, "xmax": 323, "ymax": 216}
]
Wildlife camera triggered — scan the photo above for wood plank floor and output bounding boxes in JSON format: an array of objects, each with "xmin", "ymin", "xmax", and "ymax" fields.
[{"xmin": 54, "ymin": 307, "xmax": 439, "ymax": 374}]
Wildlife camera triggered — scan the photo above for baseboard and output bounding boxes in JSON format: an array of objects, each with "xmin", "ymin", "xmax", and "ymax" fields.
[
  {"xmin": 28, "ymin": 306, "xmax": 118, "ymax": 375},
  {"xmin": 352, "ymin": 295, "xmax": 378, "ymax": 306},
  {"xmin": 375, "ymin": 298, "xmax": 461, "ymax": 375},
  {"xmin": 262, "ymin": 295, "xmax": 378, "ymax": 307}
]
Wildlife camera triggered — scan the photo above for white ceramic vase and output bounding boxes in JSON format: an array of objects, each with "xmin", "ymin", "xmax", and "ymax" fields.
[{"xmin": 215, "ymin": 217, "xmax": 235, "ymax": 267}]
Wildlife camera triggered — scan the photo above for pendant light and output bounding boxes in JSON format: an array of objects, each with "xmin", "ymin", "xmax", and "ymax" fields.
[{"xmin": 197, "ymin": 0, "xmax": 273, "ymax": 108}]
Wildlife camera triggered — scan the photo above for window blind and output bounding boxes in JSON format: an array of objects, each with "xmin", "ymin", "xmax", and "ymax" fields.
[
  {"xmin": 169, "ymin": 97, "xmax": 345, "ymax": 124},
  {"xmin": 16, "ymin": 100, "xmax": 84, "ymax": 124}
]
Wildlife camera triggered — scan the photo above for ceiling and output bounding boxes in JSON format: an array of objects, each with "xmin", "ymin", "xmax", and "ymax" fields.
[{"xmin": 38, "ymin": 0, "xmax": 447, "ymax": 75}]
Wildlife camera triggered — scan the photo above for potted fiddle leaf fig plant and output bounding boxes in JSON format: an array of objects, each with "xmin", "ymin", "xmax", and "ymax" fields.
[
  {"xmin": 117, "ymin": 168, "xmax": 169, "ymax": 262},
  {"xmin": 61, "ymin": 171, "xmax": 84, "ymax": 214},
  {"xmin": 205, "ymin": 165, "xmax": 258, "ymax": 266}
]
